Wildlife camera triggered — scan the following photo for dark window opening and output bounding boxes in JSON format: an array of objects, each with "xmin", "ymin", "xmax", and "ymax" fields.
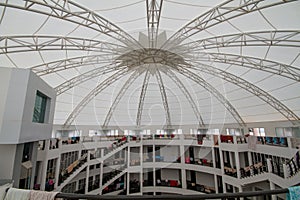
[{"xmin": 33, "ymin": 91, "xmax": 48, "ymax": 123}]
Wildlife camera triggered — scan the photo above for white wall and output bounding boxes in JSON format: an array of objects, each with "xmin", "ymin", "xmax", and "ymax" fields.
[
  {"xmin": 0, "ymin": 69, "xmax": 12, "ymax": 137},
  {"xmin": 0, "ymin": 144, "xmax": 16, "ymax": 179},
  {"xmin": 0, "ymin": 68, "xmax": 56, "ymax": 144}
]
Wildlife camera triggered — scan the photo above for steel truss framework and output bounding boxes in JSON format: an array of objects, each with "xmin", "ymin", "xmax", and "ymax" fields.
[
  {"xmin": 161, "ymin": 68, "xmax": 205, "ymax": 127},
  {"xmin": 32, "ymin": 54, "xmax": 116, "ymax": 76},
  {"xmin": 155, "ymin": 69, "xmax": 172, "ymax": 127},
  {"xmin": 0, "ymin": 0, "xmax": 298, "ymax": 127},
  {"xmin": 172, "ymin": 66, "xmax": 245, "ymax": 126},
  {"xmin": 0, "ymin": 35, "xmax": 126, "ymax": 55},
  {"xmin": 55, "ymin": 62, "xmax": 126, "ymax": 95},
  {"xmin": 170, "ymin": 30, "xmax": 300, "ymax": 53},
  {"xmin": 187, "ymin": 61, "xmax": 300, "ymax": 122},
  {"xmin": 0, "ymin": 0, "xmax": 142, "ymax": 49},
  {"xmin": 162, "ymin": 0, "xmax": 297, "ymax": 49},
  {"xmin": 136, "ymin": 70, "xmax": 151, "ymax": 127},
  {"xmin": 102, "ymin": 69, "xmax": 146, "ymax": 128},
  {"xmin": 146, "ymin": 0, "xmax": 163, "ymax": 48},
  {"xmin": 64, "ymin": 68, "xmax": 131, "ymax": 127},
  {"xmin": 190, "ymin": 52, "xmax": 300, "ymax": 82}
]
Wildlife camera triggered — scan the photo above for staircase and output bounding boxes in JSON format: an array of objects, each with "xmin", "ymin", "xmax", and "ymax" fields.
[
  {"xmin": 102, "ymin": 166, "xmax": 127, "ymax": 189},
  {"xmin": 102, "ymin": 141, "xmax": 128, "ymax": 161},
  {"xmin": 87, "ymin": 165, "xmax": 127, "ymax": 195},
  {"xmin": 55, "ymin": 153, "xmax": 88, "ymax": 191},
  {"xmin": 55, "ymin": 141, "xmax": 129, "ymax": 191},
  {"xmin": 56, "ymin": 162, "xmax": 88, "ymax": 191},
  {"xmin": 89, "ymin": 141, "xmax": 129, "ymax": 165},
  {"xmin": 226, "ymin": 168, "xmax": 300, "ymax": 188}
]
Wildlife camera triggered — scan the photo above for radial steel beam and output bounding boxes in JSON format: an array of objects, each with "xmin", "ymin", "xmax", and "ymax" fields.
[
  {"xmin": 161, "ymin": 68, "xmax": 205, "ymax": 127},
  {"xmin": 162, "ymin": 0, "xmax": 297, "ymax": 49},
  {"xmin": 64, "ymin": 68, "xmax": 130, "ymax": 127},
  {"xmin": 171, "ymin": 30, "xmax": 300, "ymax": 53},
  {"xmin": 0, "ymin": 0, "xmax": 142, "ymax": 49},
  {"xmin": 146, "ymin": 0, "xmax": 163, "ymax": 48},
  {"xmin": 189, "ymin": 52, "xmax": 300, "ymax": 82},
  {"xmin": 32, "ymin": 54, "xmax": 114, "ymax": 76},
  {"xmin": 172, "ymin": 66, "xmax": 245, "ymax": 126},
  {"xmin": 103, "ymin": 69, "xmax": 146, "ymax": 127},
  {"xmin": 0, "ymin": 35, "xmax": 125, "ymax": 55},
  {"xmin": 55, "ymin": 62, "xmax": 126, "ymax": 95},
  {"xmin": 136, "ymin": 70, "xmax": 151, "ymax": 127},
  {"xmin": 155, "ymin": 69, "xmax": 172, "ymax": 127},
  {"xmin": 187, "ymin": 61, "xmax": 300, "ymax": 122}
]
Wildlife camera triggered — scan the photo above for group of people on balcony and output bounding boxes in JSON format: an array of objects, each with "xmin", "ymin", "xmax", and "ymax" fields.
[
  {"xmin": 61, "ymin": 137, "xmax": 80, "ymax": 145},
  {"xmin": 185, "ymin": 157, "xmax": 213, "ymax": 167},
  {"xmin": 156, "ymin": 179, "xmax": 181, "ymax": 187},
  {"xmin": 187, "ymin": 181, "xmax": 215, "ymax": 194}
]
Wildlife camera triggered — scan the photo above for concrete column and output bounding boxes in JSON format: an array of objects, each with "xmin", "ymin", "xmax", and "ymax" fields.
[
  {"xmin": 233, "ymin": 136, "xmax": 237, "ymax": 144},
  {"xmin": 267, "ymin": 158, "xmax": 272, "ymax": 173},
  {"xmin": 179, "ymin": 145, "xmax": 187, "ymax": 189},
  {"xmin": 12, "ymin": 144, "xmax": 23, "ymax": 188},
  {"xmin": 127, "ymin": 147, "xmax": 130, "ymax": 195},
  {"xmin": 214, "ymin": 175, "xmax": 218, "ymax": 193},
  {"xmin": 58, "ymin": 139, "xmax": 62, "ymax": 149},
  {"xmin": 99, "ymin": 162, "xmax": 104, "ymax": 195},
  {"xmin": 229, "ymin": 152, "xmax": 234, "ymax": 168},
  {"xmin": 40, "ymin": 140, "xmax": 50, "ymax": 190},
  {"xmin": 54, "ymin": 154, "xmax": 61, "ymax": 189},
  {"xmin": 248, "ymin": 151, "xmax": 253, "ymax": 166},
  {"xmin": 217, "ymin": 134, "xmax": 221, "ymax": 145},
  {"xmin": 153, "ymin": 143, "xmax": 155, "ymax": 190},
  {"xmin": 126, "ymin": 173, "xmax": 130, "ymax": 195},
  {"xmin": 30, "ymin": 141, "xmax": 38, "ymax": 189},
  {"xmin": 127, "ymin": 147, "xmax": 130, "ymax": 168},
  {"xmin": 283, "ymin": 163, "xmax": 288, "ymax": 178},
  {"xmin": 212, "ymin": 147, "xmax": 216, "ymax": 168},
  {"xmin": 140, "ymin": 145, "xmax": 143, "ymax": 194},
  {"xmin": 153, "ymin": 144, "xmax": 155, "ymax": 163},
  {"xmin": 222, "ymin": 181, "xmax": 227, "ymax": 193},
  {"xmin": 287, "ymin": 137, "xmax": 292, "ymax": 148},
  {"xmin": 179, "ymin": 145, "xmax": 185, "ymax": 164},
  {"xmin": 75, "ymin": 180, "xmax": 79, "ymax": 191},
  {"xmin": 238, "ymin": 185, "xmax": 242, "ymax": 192},
  {"xmin": 235, "ymin": 152, "xmax": 241, "ymax": 179},
  {"xmin": 252, "ymin": 186, "xmax": 258, "ymax": 200},
  {"xmin": 84, "ymin": 151, "xmax": 90, "ymax": 194},
  {"xmin": 181, "ymin": 169, "xmax": 187, "ymax": 189},
  {"xmin": 35, "ymin": 161, "xmax": 43, "ymax": 188},
  {"xmin": 269, "ymin": 181, "xmax": 277, "ymax": 200},
  {"xmin": 219, "ymin": 149, "xmax": 225, "ymax": 175}
]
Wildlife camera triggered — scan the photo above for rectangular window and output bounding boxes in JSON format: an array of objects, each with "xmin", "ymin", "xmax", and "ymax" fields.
[{"xmin": 32, "ymin": 91, "xmax": 48, "ymax": 123}]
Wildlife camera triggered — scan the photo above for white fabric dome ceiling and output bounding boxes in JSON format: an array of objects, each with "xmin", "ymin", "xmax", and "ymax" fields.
[{"xmin": 0, "ymin": 0, "xmax": 300, "ymax": 128}]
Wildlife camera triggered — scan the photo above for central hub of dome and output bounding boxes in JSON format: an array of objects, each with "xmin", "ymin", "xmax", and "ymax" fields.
[{"xmin": 116, "ymin": 48, "xmax": 187, "ymax": 69}]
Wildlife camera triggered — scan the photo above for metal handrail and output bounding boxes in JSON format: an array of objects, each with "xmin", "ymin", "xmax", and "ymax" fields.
[{"xmin": 56, "ymin": 188, "xmax": 289, "ymax": 199}]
